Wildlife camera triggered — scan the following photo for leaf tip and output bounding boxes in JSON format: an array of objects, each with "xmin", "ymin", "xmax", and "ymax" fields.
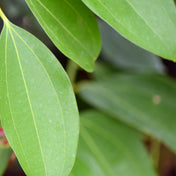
[
  {"xmin": 83, "ymin": 58, "xmax": 97, "ymax": 73},
  {"xmin": 85, "ymin": 65, "xmax": 94, "ymax": 73}
]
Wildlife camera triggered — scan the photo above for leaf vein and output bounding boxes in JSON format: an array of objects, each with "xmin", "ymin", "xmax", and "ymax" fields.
[
  {"xmin": 11, "ymin": 27, "xmax": 66, "ymax": 176},
  {"xmin": 96, "ymin": 0, "xmax": 168, "ymax": 49},
  {"xmin": 31, "ymin": 0, "xmax": 93, "ymax": 58},
  {"xmin": 9, "ymin": 27, "xmax": 48, "ymax": 176},
  {"xmin": 81, "ymin": 127, "xmax": 115, "ymax": 176},
  {"xmin": 4, "ymin": 28, "xmax": 32, "ymax": 176}
]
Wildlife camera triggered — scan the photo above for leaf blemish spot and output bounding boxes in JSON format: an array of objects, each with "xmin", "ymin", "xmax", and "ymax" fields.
[{"xmin": 152, "ymin": 94, "xmax": 161, "ymax": 105}]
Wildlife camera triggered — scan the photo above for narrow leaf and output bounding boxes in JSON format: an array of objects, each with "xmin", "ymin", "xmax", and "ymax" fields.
[
  {"xmin": 82, "ymin": 0, "xmax": 176, "ymax": 61},
  {"xmin": 70, "ymin": 111, "xmax": 157, "ymax": 176},
  {"xmin": 0, "ymin": 15, "xmax": 79, "ymax": 176},
  {"xmin": 25, "ymin": 0, "xmax": 101, "ymax": 72},
  {"xmin": 79, "ymin": 74, "xmax": 176, "ymax": 153}
]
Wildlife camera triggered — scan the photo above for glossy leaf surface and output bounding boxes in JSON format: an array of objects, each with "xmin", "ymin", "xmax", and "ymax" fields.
[
  {"xmin": 0, "ymin": 147, "xmax": 12, "ymax": 176},
  {"xmin": 82, "ymin": 0, "xmax": 176, "ymax": 61},
  {"xmin": 25, "ymin": 0, "xmax": 101, "ymax": 72},
  {"xmin": 70, "ymin": 111, "xmax": 157, "ymax": 176},
  {"xmin": 98, "ymin": 20, "xmax": 165, "ymax": 73},
  {"xmin": 79, "ymin": 74, "xmax": 176, "ymax": 152},
  {"xmin": 0, "ymin": 19, "xmax": 79, "ymax": 176}
]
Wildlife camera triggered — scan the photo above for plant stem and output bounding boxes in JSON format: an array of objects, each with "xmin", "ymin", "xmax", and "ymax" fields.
[
  {"xmin": 66, "ymin": 60, "xmax": 79, "ymax": 86},
  {"xmin": 0, "ymin": 8, "xmax": 9, "ymax": 26}
]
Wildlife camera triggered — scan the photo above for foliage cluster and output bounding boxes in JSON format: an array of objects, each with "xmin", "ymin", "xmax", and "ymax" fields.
[{"xmin": 0, "ymin": 0, "xmax": 176, "ymax": 176}]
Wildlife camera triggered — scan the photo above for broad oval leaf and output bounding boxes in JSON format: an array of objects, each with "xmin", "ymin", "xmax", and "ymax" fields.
[
  {"xmin": 70, "ymin": 111, "xmax": 157, "ymax": 176},
  {"xmin": 79, "ymin": 74, "xmax": 176, "ymax": 153},
  {"xmin": 0, "ymin": 16, "xmax": 79, "ymax": 176},
  {"xmin": 25, "ymin": 0, "xmax": 101, "ymax": 72},
  {"xmin": 82, "ymin": 0, "xmax": 176, "ymax": 61}
]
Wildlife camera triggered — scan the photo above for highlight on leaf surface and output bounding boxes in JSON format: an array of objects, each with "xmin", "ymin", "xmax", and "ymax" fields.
[
  {"xmin": 25, "ymin": 0, "xmax": 101, "ymax": 72},
  {"xmin": 0, "ymin": 10, "xmax": 79, "ymax": 176}
]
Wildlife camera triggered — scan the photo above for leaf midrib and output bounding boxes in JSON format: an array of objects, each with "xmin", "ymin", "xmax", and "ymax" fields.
[
  {"xmin": 4, "ymin": 28, "xmax": 32, "ymax": 175},
  {"xmin": 92, "ymin": 0, "xmax": 168, "ymax": 50},
  {"xmin": 9, "ymin": 27, "xmax": 48, "ymax": 176},
  {"xmin": 126, "ymin": 0, "xmax": 168, "ymax": 48},
  {"xmin": 63, "ymin": 0, "xmax": 98, "ymax": 51},
  {"xmin": 12, "ymin": 25, "xmax": 66, "ymax": 176},
  {"xmin": 81, "ymin": 126, "xmax": 115, "ymax": 176},
  {"xmin": 82, "ymin": 118, "xmax": 148, "ymax": 175},
  {"xmin": 11, "ymin": 26, "xmax": 67, "ymax": 176},
  {"xmin": 28, "ymin": 0, "xmax": 94, "ymax": 59}
]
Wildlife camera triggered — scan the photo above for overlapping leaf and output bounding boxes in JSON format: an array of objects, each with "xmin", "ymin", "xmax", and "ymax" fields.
[
  {"xmin": 98, "ymin": 20, "xmax": 165, "ymax": 73},
  {"xmin": 25, "ymin": 0, "xmax": 101, "ymax": 71},
  {"xmin": 82, "ymin": 0, "xmax": 176, "ymax": 61},
  {"xmin": 0, "ymin": 147, "xmax": 12, "ymax": 176},
  {"xmin": 79, "ymin": 74, "xmax": 176, "ymax": 152},
  {"xmin": 0, "ymin": 16, "xmax": 79, "ymax": 176},
  {"xmin": 70, "ymin": 111, "xmax": 157, "ymax": 176}
]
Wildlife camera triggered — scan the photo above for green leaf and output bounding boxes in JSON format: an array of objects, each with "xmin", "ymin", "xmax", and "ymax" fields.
[
  {"xmin": 93, "ymin": 62, "xmax": 118, "ymax": 80},
  {"xmin": 0, "ymin": 147, "xmax": 12, "ymax": 176},
  {"xmin": 70, "ymin": 111, "xmax": 157, "ymax": 176},
  {"xmin": 25, "ymin": 0, "xmax": 101, "ymax": 72},
  {"xmin": 98, "ymin": 20, "xmax": 165, "ymax": 73},
  {"xmin": 0, "ymin": 17, "xmax": 79, "ymax": 176},
  {"xmin": 79, "ymin": 74, "xmax": 176, "ymax": 153},
  {"xmin": 82, "ymin": 0, "xmax": 176, "ymax": 61}
]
